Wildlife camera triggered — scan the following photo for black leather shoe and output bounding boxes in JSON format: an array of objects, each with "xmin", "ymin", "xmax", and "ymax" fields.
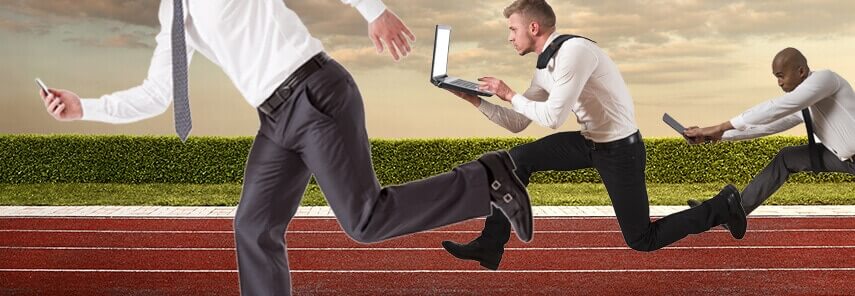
[
  {"xmin": 686, "ymin": 199, "xmax": 702, "ymax": 208},
  {"xmin": 479, "ymin": 151, "xmax": 533, "ymax": 242},
  {"xmin": 718, "ymin": 184, "xmax": 747, "ymax": 239},
  {"xmin": 441, "ymin": 240, "xmax": 504, "ymax": 270},
  {"xmin": 687, "ymin": 199, "xmax": 730, "ymax": 230}
]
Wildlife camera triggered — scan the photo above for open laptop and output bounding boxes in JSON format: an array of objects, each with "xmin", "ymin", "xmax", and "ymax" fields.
[{"xmin": 430, "ymin": 25, "xmax": 493, "ymax": 97}]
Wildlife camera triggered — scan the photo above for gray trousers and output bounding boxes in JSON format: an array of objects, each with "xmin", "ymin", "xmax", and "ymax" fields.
[
  {"xmin": 234, "ymin": 60, "xmax": 491, "ymax": 295},
  {"xmin": 742, "ymin": 144, "xmax": 855, "ymax": 214}
]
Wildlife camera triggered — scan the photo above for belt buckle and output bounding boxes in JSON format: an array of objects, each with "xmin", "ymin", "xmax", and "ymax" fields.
[
  {"xmin": 586, "ymin": 140, "xmax": 597, "ymax": 151},
  {"xmin": 260, "ymin": 88, "xmax": 289, "ymax": 116}
]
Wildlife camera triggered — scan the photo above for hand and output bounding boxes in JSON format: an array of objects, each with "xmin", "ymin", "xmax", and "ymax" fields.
[
  {"xmin": 446, "ymin": 89, "xmax": 480, "ymax": 107},
  {"xmin": 368, "ymin": 9, "xmax": 415, "ymax": 61},
  {"xmin": 684, "ymin": 125, "xmax": 725, "ymax": 144},
  {"xmin": 40, "ymin": 88, "xmax": 83, "ymax": 121},
  {"xmin": 477, "ymin": 77, "xmax": 516, "ymax": 102}
]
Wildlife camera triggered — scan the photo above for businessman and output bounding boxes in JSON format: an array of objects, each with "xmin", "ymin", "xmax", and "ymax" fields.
[
  {"xmin": 440, "ymin": 0, "xmax": 749, "ymax": 270},
  {"xmin": 38, "ymin": 0, "xmax": 533, "ymax": 294},
  {"xmin": 685, "ymin": 48, "xmax": 855, "ymax": 217}
]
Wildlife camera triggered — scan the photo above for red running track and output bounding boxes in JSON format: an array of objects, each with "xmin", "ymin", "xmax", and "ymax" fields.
[{"xmin": 0, "ymin": 217, "xmax": 853, "ymax": 295}]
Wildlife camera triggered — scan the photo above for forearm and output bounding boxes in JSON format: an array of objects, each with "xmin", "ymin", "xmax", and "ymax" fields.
[
  {"xmin": 80, "ymin": 81, "xmax": 172, "ymax": 124},
  {"xmin": 723, "ymin": 113, "xmax": 803, "ymax": 141},
  {"xmin": 479, "ymin": 99, "xmax": 531, "ymax": 133}
]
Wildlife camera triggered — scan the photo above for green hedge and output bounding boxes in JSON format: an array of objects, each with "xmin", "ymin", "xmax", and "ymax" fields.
[{"xmin": 0, "ymin": 135, "xmax": 852, "ymax": 184}]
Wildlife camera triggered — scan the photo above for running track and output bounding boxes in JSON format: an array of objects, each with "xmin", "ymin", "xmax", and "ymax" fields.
[{"xmin": 1, "ymin": 216, "xmax": 853, "ymax": 295}]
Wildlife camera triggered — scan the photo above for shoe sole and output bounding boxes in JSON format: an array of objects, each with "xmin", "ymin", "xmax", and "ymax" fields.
[{"xmin": 441, "ymin": 242, "xmax": 500, "ymax": 270}]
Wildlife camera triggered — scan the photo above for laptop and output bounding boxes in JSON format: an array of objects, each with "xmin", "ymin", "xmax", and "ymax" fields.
[
  {"xmin": 430, "ymin": 25, "xmax": 493, "ymax": 97},
  {"xmin": 663, "ymin": 113, "xmax": 691, "ymax": 143}
]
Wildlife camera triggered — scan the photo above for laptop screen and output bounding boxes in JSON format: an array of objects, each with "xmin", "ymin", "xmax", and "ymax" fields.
[{"xmin": 431, "ymin": 25, "xmax": 450, "ymax": 78}]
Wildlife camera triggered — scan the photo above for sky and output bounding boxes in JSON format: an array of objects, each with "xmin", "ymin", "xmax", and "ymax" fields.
[{"xmin": 2, "ymin": 0, "xmax": 855, "ymax": 139}]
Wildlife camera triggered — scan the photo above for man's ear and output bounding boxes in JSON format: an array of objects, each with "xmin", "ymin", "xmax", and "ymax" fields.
[
  {"xmin": 798, "ymin": 66, "xmax": 808, "ymax": 80},
  {"xmin": 529, "ymin": 21, "xmax": 540, "ymax": 35}
]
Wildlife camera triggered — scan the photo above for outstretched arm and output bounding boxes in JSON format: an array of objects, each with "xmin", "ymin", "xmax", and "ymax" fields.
[
  {"xmin": 340, "ymin": 0, "xmax": 415, "ymax": 61},
  {"xmin": 76, "ymin": 0, "xmax": 194, "ymax": 124}
]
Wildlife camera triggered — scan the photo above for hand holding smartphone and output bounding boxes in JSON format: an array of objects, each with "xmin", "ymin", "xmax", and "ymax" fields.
[{"xmin": 35, "ymin": 78, "xmax": 50, "ymax": 96}]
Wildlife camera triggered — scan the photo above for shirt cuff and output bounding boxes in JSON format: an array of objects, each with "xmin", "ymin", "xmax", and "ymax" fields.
[
  {"xmin": 729, "ymin": 115, "xmax": 748, "ymax": 131},
  {"xmin": 354, "ymin": 0, "xmax": 387, "ymax": 22},
  {"xmin": 80, "ymin": 98, "xmax": 107, "ymax": 122},
  {"xmin": 510, "ymin": 93, "xmax": 528, "ymax": 113}
]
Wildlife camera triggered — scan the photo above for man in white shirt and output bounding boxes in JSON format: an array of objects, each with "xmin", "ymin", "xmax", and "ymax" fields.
[
  {"xmin": 38, "ymin": 0, "xmax": 534, "ymax": 294},
  {"xmin": 685, "ymin": 48, "xmax": 855, "ymax": 216},
  {"xmin": 440, "ymin": 0, "xmax": 748, "ymax": 270}
]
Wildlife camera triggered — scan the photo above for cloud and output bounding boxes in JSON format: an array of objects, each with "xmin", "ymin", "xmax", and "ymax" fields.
[
  {"xmin": 0, "ymin": 17, "xmax": 50, "ymax": 35},
  {"xmin": 5, "ymin": 0, "xmax": 854, "ymax": 84},
  {"xmin": 0, "ymin": 0, "xmax": 158, "ymax": 27},
  {"xmin": 63, "ymin": 32, "xmax": 153, "ymax": 49}
]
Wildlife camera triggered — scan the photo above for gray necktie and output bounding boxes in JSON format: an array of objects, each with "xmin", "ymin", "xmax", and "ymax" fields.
[
  {"xmin": 801, "ymin": 108, "xmax": 825, "ymax": 171},
  {"xmin": 172, "ymin": 0, "xmax": 191, "ymax": 142}
]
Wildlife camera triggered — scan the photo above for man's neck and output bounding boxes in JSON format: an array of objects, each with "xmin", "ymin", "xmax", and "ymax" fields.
[{"xmin": 534, "ymin": 31, "xmax": 557, "ymax": 54}]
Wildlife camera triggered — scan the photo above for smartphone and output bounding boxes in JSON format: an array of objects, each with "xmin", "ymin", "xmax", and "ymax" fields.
[{"xmin": 35, "ymin": 78, "xmax": 50, "ymax": 96}]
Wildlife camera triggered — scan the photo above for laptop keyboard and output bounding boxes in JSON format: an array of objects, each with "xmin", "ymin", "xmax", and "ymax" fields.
[{"xmin": 449, "ymin": 79, "xmax": 479, "ymax": 90}]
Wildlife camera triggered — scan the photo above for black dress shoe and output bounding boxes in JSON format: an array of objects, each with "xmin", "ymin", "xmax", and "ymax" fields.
[
  {"xmin": 441, "ymin": 240, "xmax": 504, "ymax": 270},
  {"xmin": 687, "ymin": 199, "xmax": 730, "ymax": 230},
  {"xmin": 479, "ymin": 151, "xmax": 533, "ymax": 242},
  {"xmin": 719, "ymin": 184, "xmax": 747, "ymax": 239}
]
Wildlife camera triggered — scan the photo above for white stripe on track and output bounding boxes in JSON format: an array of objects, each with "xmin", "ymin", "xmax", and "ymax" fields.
[
  {"xmin": 1, "ymin": 246, "xmax": 853, "ymax": 251},
  {"xmin": 0, "ymin": 268, "xmax": 853, "ymax": 273},
  {"xmin": 2, "ymin": 216, "xmax": 854, "ymax": 220},
  {"xmin": 1, "ymin": 229, "xmax": 853, "ymax": 234}
]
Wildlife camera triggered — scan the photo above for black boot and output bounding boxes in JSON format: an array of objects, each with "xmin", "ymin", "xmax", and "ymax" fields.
[
  {"xmin": 714, "ymin": 184, "xmax": 747, "ymax": 239},
  {"xmin": 441, "ymin": 239, "xmax": 504, "ymax": 270},
  {"xmin": 478, "ymin": 151, "xmax": 533, "ymax": 242},
  {"xmin": 687, "ymin": 199, "xmax": 730, "ymax": 230}
]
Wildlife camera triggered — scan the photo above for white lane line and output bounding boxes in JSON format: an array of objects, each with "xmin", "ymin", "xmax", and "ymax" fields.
[
  {"xmin": 2, "ymin": 216, "xmax": 854, "ymax": 220},
  {"xmin": 1, "ymin": 268, "xmax": 853, "ymax": 273},
  {"xmin": 1, "ymin": 229, "xmax": 853, "ymax": 234},
  {"xmin": 1, "ymin": 246, "xmax": 853, "ymax": 251}
]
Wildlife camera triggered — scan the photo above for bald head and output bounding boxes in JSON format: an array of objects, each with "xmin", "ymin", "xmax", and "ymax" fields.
[
  {"xmin": 773, "ymin": 47, "xmax": 808, "ymax": 71},
  {"xmin": 772, "ymin": 47, "xmax": 810, "ymax": 93}
]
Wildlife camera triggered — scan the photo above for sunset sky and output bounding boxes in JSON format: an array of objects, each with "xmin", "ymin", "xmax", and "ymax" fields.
[{"xmin": 2, "ymin": 0, "xmax": 855, "ymax": 139}]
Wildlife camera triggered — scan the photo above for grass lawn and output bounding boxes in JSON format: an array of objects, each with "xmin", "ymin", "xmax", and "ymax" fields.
[{"xmin": 1, "ymin": 183, "xmax": 853, "ymax": 206}]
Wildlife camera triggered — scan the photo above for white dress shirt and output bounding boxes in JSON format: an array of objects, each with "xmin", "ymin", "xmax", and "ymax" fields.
[
  {"xmin": 724, "ymin": 70, "xmax": 855, "ymax": 161},
  {"xmin": 477, "ymin": 32, "xmax": 638, "ymax": 143},
  {"xmin": 80, "ymin": 0, "xmax": 386, "ymax": 123}
]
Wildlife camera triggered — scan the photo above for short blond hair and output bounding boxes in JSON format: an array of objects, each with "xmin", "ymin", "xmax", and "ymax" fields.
[{"xmin": 503, "ymin": 0, "xmax": 556, "ymax": 29}]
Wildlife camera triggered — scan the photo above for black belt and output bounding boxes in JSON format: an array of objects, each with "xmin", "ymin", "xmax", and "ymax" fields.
[
  {"xmin": 586, "ymin": 131, "xmax": 642, "ymax": 151},
  {"xmin": 258, "ymin": 52, "xmax": 331, "ymax": 116}
]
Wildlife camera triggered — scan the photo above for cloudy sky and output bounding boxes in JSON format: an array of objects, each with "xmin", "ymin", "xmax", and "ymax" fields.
[{"xmin": 2, "ymin": 0, "xmax": 855, "ymax": 139}]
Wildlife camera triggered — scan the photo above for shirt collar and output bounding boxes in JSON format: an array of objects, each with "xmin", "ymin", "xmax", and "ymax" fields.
[{"xmin": 541, "ymin": 32, "xmax": 561, "ymax": 54}]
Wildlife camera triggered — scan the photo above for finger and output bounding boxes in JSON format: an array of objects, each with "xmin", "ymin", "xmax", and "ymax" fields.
[
  {"xmin": 53, "ymin": 103, "xmax": 66, "ymax": 117},
  {"xmin": 402, "ymin": 25, "xmax": 416, "ymax": 42},
  {"xmin": 47, "ymin": 98, "xmax": 60, "ymax": 113},
  {"xmin": 397, "ymin": 32, "xmax": 411, "ymax": 55},
  {"xmin": 371, "ymin": 35, "xmax": 384, "ymax": 53},
  {"xmin": 391, "ymin": 36, "xmax": 407, "ymax": 58},
  {"xmin": 386, "ymin": 38, "xmax": 400, "ymax": 61}
]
